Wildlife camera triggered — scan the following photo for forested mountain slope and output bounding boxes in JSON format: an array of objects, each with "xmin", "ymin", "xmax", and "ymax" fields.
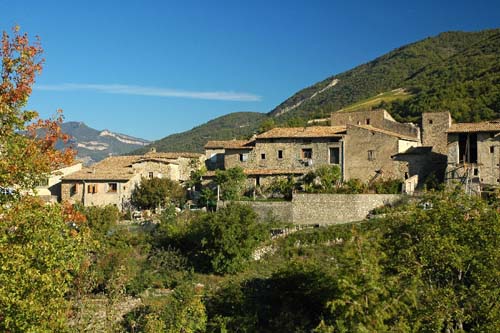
[
  {"xmin": 271, "ymin": 29, "xmax": 500, "ymax": 123},
  {"xmin": 132, "ymin": 112, "xmax": 266, "ymax": 154}
]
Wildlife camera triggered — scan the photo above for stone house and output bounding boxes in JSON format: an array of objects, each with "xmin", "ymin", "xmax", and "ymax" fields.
[
  {"xmin": 204, "ymin": 118, "xmax": 422, "ymax": 187},
  {"xmin": 215, "ymin": 126, "xmax": 347, "ymax": 187},
  {"xmin": 204, "ymin": 109, "xmax": 500, "ymax": 194},
  {"xmin": 204, "ymin": 140, "xmax": 250, "ymax": 170},
  {"xmin": 331, "ymin": 109, "xmax": 420, "ymax": 139},
  {"xmin": 419, "ymin": 112, "xmax": 500, "ymax": 193},
  {"xmin": 343, "ymin": 125, "xmax": 420, "ymax": 182},
  {"xmin": 35, "ymin": 162, "xmax": 83, "ymax": 203},
  {"xmin": 61, "ymin": 152, "xmax": 204, "ymax": 210}
]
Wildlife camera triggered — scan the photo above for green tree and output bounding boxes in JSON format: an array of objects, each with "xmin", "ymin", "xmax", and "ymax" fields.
[
  {"xmin": 0, "ymin": 27, "xmax": 87, "ymax": 332},
  {"xmin": 214, "ymin": 167, "xmax": 247, "ymax": 201},
  {"xmin": 201, "ymin": 203, "xmax": 266, "ymax": 274},
  {"xmin": 258, "ymin": 117, "xmax": 276, "ymax": 133},
  {"xmin": 131, "ymin": 177, "xmax": 186, "ymax": 210},
  {"xmin": 303, "ymin": 165, "xmax": 342, "ymax": 192},
  {"xmin": 0, "ymin": 199, "xmax": 88, "ymax": 332},
  {"xmin": 381, "ymin": 190, "xmax": 500, "ymax": 331}
]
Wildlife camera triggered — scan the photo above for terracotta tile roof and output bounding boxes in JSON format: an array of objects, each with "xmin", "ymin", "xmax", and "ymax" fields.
[
  {"xmin": 204, "ymin": 140, "xmax": 252, "ymax": 149},
  {"xmin": 62, "ymin": 156, "xmax": 139, "ymax": 181},
  {"xmin": 143, "ymin": 152, "xmax": 203, "ymax": 159},
  {"xmin": 350, "ymin": 125, "xmax": 419, "ymax": 141},
  {"xmin": 447, "ymin": 121, "xmax": 500, "ymax": 133},
  {"xmin": 256, "ymin": 126, "xmax": 346, "ymax": 139},
  {"xmin": 63, "ymin": 152, "xmax": 203, "ymax": 181}
]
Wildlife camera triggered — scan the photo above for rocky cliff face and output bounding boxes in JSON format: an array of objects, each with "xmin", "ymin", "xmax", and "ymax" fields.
[{"xmin": 60, "ymin": 122, "xmax": 150, "ymax": 165}]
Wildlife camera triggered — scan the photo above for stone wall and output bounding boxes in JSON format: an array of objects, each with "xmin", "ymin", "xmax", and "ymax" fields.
[
  {"xmin": 331, "ymin": 109, "xmax": 387, "ymax": 127},
  {"xmin": 224, "ymin": 137, "xmax": 342, "ymax": 173},
  {"xmin": 132, "ymin": 161, "xmax": 179, "ymax": 181},
  {"xmin": 381, "ymin": 118, "xmax": 420, "ymax": 138},
  {"xmin": 205, "ymin": 148, "xmax": 225, "ymax": 170},
  {"xmin": 344, "ymin": 125, "xmax": 409, "ymax": 181},
  {"xmin": 61, "ymin": 176, "xmax": 140, "ymax": 211},
  {"xmin": 422, "ymin": 112, "xmax": 451, "ymax": 154},
  {"xmin": 331, "ymin": 109, "xmax": 419, "ymax": 138},
  {"xmin": 292, "ymin": 193, "xmax": 403, "ymax": 225},
  {"xmin": 219, "ymin": 200, "xmax": 293, "ymax": 223},
  {"xmin": 226, "ymin": 193, "xmax": 404, "ymax": 225}
]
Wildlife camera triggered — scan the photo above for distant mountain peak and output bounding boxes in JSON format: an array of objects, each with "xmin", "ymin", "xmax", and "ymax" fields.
[{"xmin": 59, "ymin": 122, "xmax": 150, "ymax": 165}]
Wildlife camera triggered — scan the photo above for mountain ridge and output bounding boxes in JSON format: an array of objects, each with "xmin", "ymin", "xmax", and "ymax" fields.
[{"xmin": 60, "ymin": 121, "xmax": 150, "ymax": 164}]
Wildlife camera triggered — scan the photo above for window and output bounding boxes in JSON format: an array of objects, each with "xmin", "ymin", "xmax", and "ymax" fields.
[
  {"xmin": 366, "ymin": 118, "xmax": 370, "ymax": 125},
  {"xmin": 302, "ymin": 148, "xmax": 312, "ymax": 159},
  {"xmin": 490, "ymin": 146, "xmax": 495, "ymax": 154},
  {"xmin": 87, "ymin": 184, "xmax": 98, "ymax": 194},
  {"xmin": 329, "ymin": 147, "xmax": 340, "ymax": 164},
  {"xmin": 278, "ymin": 150, "xmax": 283, "ymax": 159},
  {"xmin": 429, "ymin": 119, "xmax": 433, "ymax": 124},
  {"xmin": 149, "ymin": 172, "xmax": 154, "ymax": 179},
  {"xmin": 108, "ymin": 183, "xmax": 118, "ymax": 192},
  {"xmin": 368, "ymin": 150, "xmax": 375, "ymax": 161},
  {"xmin": 458, "ymin": 133, "xmax": 477, "ymax": 163},
  {"xmin": 239, "ymin": 153, "xmax": 248, "ymax": 162},
  {"xmin": 261, "ymin": 153, "xmax": 266, "ymax": 160},
  {"xmin": 70, "ymin": 184, "xmax": 78, "ymax": 196}
]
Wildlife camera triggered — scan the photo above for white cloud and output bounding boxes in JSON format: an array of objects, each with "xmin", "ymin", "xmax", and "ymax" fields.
[{"xmin": 35, "ymin": 83, "xmax": 261, "ymax": 102}]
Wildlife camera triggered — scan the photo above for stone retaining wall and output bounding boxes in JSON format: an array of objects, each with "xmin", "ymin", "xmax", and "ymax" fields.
[{"xmin": 223, "ymin": 193, "xmax": 404, "ymax": 225}]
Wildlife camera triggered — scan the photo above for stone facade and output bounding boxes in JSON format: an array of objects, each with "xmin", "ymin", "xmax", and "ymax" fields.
[
  {"xmin": 61, "ymin": 176, "xmax": 140, "ymax": 210},
  {"xmin": 344, "ymin": 125, "xmax": 418, "ymax": 181},
  {"xmin": 225, "ymin": 137, "xmax": 342, "ymax": 172},
  {"xmin": 61, "ymin": 152, "xmax": 204, "ymax": 210},
  {"xmin": 36, "ymin": 162, "xmax": 83, "ymax": 203},
  {"xmin": 331, "ymin": 109, "xmax": 420, "ymax": 139},
  {"xmin": 422, "ymin": 112, "xmax": 452, "ymax": 154}
]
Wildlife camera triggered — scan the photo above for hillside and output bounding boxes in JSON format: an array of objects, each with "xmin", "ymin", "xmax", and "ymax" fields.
[
  {"xmin": 271, "ymin": 29, "xmax": 500, "ymax": 123},
  {"xmin": 135, "ymin": 28, "xmax": 499, "ymax": 154},
  {"xmin": 60, "ymin": 122, "xmax": 150, "ymax": 164},
  {"xmin": 132, "ymin": 112, "xmax": 267, "ymax": 154}
]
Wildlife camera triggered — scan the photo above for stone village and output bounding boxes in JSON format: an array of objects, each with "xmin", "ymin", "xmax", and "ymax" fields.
[{"xmin": 37, "ymin": 109, "xmax": 500, "ymax": 224}]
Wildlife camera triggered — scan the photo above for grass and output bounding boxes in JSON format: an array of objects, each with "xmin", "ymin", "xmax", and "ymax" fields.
[{"xmin": 337, "ymin": 88, "xmax": 411, "ymax": 113}]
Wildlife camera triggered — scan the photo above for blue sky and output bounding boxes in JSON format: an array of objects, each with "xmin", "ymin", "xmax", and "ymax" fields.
[{"xmin": 1, "ymin": 0, "xmax": 499, "ymax": 140}]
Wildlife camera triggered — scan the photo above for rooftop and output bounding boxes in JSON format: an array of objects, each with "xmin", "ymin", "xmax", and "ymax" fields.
[
  {"xmin": 62, "ymin": 156, "xmax": 138, "ymax": 181},
  {"xmin": 351, "ymin": 125, "xmax": 419, "ymax": 141},
  {"xmin": 62, "ymin": 152, "xmax": 203, "ymax": 181},
  {"xmin": 256, "ymin": 126, "xmax": 346, "ymax": 139},
  {"xmin": 447, "ymin": 121, "xmax": 500, "ymax": 133},
  {"xmin": 143, "ymin": 151, "xmax": 203, "ymax": 159},
  {"xmin": 204, "ymin": 140, "xmax": 252, "ymax": 149}
]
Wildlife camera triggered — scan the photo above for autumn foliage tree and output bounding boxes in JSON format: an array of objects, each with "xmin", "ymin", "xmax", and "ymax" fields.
[
  {"xmin": 0, "ymin": 26, "xmax": 87, "ymax": 332},
  {"xmin": 0, "ymin": 26, "xmax": 74, "ymax": 191}
]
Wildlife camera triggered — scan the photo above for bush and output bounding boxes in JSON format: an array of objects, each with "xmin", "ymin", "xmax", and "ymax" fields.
[
  {"xmin": 214, "ymin": 167, "xmax": 247, "ymax": 201},
  {"xmin": 131, "ymin": 177, "xmax": 186, "ymax": 210}
]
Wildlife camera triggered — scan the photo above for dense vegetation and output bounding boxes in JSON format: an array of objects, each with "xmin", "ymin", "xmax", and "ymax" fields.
[
  {"xmin": 62, "ymin": 189, "xmax": 500, "ymax": 332},
  {"xmin": 272, "ymin": 29, "xmax": 500, "ymax": 123}
]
